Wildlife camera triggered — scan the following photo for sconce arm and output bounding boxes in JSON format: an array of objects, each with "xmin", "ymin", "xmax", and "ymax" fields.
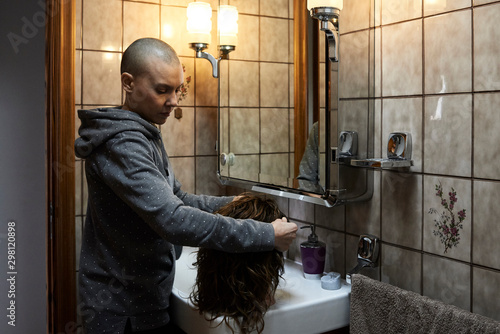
[
  {"xmin": 196, "ymin": 50, "xmax": 219, "ymax": 78},
  {"xmin": 321, "ymin": 20, "xmax": 339, "ymax": 62}
]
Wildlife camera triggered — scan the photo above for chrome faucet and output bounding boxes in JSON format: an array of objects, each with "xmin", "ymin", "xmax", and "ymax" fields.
[{"xmin": 346, "ymin": 235, "xmax": 379, "ymax": 284}]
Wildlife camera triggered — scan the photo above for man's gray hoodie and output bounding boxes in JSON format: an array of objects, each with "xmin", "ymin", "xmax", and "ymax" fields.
[{"xmin": 75, "ymin": 107, "xmax": 274, "ymax": 333}]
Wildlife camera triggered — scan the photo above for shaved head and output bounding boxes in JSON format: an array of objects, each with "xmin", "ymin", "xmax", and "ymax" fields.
[{"xmin": 121, "ymin": 38, "xmax": 180, "ymax": 77}]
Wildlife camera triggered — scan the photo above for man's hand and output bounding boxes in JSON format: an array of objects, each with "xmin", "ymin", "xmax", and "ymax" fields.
[{"xmin": 271, "ymin": 217, "xmax": 298, "ymax": 252}]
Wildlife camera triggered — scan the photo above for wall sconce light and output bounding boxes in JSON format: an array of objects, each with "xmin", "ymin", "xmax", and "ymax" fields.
[
  {"xmin": 187, "ymin": 2, "xmax": 238, "ymax": 78},
  {"xmin": 218, "ymin": 5, "xmax": 238, "ymax": 50},
  {"xmin": 307, "ymin": 0, "xmax": 343, "ymax": 62}
]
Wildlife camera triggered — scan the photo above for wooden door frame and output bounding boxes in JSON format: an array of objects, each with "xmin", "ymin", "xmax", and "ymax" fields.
[
  {"xmin": 46, "ymin": 0, "xmax": 77, "ymax": 332},
  {"xmin": 293, "ymin": 0, "xmax": 309, "ymax": 187},
  {"xmin": 293, "ymin": 1, "xmax": 319, "ymax": 186}
]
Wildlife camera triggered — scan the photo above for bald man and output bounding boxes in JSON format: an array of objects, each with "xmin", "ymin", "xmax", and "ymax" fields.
[{"xmin": 75, "ymin": 38, "xmax": 297, "ymax": 334}]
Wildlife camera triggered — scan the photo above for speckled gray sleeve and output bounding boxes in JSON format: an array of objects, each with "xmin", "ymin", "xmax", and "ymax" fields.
[{"xmin": 89, "ymin": 131, "xmax": 275, "ymax": 253}]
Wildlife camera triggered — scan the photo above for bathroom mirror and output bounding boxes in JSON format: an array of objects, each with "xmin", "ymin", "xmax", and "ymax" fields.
[{"xmin": 217, "ymin": 0, "xmax": 375, "ymax": 206}]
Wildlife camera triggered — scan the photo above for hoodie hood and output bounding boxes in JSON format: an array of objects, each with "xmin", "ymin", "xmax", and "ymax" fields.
[{"xmin": 75, "ymin": 107, "xmax": 161, "ymax": 158}]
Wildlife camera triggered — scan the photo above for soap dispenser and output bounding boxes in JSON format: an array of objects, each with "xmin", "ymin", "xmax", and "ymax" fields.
[{"xmin": 300, "ymin": 224, "xmax": 326, "ymax": 280}]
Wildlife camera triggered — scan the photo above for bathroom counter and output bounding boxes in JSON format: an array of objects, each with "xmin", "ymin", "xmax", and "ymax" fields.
[{"xmin": 171, "ymin": 247, "xmax": 351, "ymax": 334}]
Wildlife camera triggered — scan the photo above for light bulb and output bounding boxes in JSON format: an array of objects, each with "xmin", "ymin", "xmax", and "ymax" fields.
[
  {"xmin": 187, "ymin": 2, "xmax": 212, "ymax": 45},
  {"xmin": 218, "ymin": 5, "xmax": 238, "ymax": 47}
]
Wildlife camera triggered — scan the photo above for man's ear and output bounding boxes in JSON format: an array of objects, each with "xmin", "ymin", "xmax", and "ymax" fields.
[{"xmin": 121, "ymin": 72, "xmax": 134, "ymax": 93}]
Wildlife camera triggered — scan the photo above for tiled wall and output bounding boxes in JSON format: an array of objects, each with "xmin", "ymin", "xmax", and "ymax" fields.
[
  {"xmin": 218, "ymin": 1, "xmax": 295, "ymax": 187},
  {"xmin": 286, "ymin": 0, "xmax": 500, "ymax": 323},
  {"xmin": 75, "ymin": 0, "xmax": 500, "ymax": 326}
]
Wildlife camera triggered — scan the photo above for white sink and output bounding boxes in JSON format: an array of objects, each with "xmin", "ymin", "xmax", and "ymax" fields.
[{"xmin": 171, "ymin": 247, "xmax": 351, "ymax": 334}]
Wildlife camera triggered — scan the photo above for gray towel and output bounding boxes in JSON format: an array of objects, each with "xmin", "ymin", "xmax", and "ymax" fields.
[{"xmin": 350, "ymin": 274, "xmax": 500, "ymax": 334}]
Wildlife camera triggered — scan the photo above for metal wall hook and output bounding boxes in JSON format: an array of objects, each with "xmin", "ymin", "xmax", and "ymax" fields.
[{"xmin": 346, "ymin": 234, "xmax": 379, "ymax": 284}]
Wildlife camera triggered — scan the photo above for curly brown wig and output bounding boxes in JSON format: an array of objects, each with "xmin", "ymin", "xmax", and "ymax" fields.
[{"xmin": 189, "ymin": 193, "xmax": 285, "ymax": 334}]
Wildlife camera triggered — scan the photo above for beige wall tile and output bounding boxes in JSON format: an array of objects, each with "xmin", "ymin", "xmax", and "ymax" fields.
[
  {"xmin": 319, "ymin": 63, "xmax": 326, "ymax": 108},
  {"xmin": 261, "ymin": 108, "xmax": 289, "ymax": 153},
  {"xmin": 288, "ymin": 64, "xmax": 294, "ymax": 108},
  {"xmin": 260, "ymin": 0, "xmax": 289, "ymax": 18},
  {"xmin": 229, "ymin": 108, "xmax": 259, "ymax": 154},
  {"xmin": 424, "ymin": 0, "xmax": 470, "ymax": 16},
  {"xmin": 288, "ymin": 198, "xmax": 315, "ymax": 222},
  {"xmin": 228, "ymin": 154, "xmax": 259, "ymax": 182},
  {"xmin": 474, "ymin": 93, "xmax": 500, "ymax": 179},
  {"xmin": 76, "ymin": 0, "xmax": 82, "ymax": 49},
  {"xmin": 341, "ymin": 0, "xmax": 372, "ymax": 33},
  {"xmin": 316, "ymin": 202, "xmax": 346, "ymax": 231},
  {"xmin": 260, "ymin": 62, "xmax": 289, "ymax": 107},
  {"xmin": 82, "ymin": 51, "xmax": 122, "ymax": 105},
  {"xmin": 371, "ymin": 27, "xmax": 382, "ymax": 97},
  {"xmin": 260, "ymin": 153, "xmax": 289, "ymax": 186},
  {"xmin": 473, "ymin": 180, "xmax": 500, "ymax": 270},
  {"xmin": 195, "ymin": 107, "xmax": 218, "ymax": 155},
  {"xmin": 195, "ymin": 58, "xmax": 218, "ymax": 107},
  {"xmin": 473, "ymin": 267, "xmax": 500, "ymax": 321},
  {"xmin": 382, "ymin": 97, "xmax": 423, "ymax": 172},
  {"xmin": 133, "ymin": 0, "xmax": 160, "ymax": 3},
  {"xmin": 161, "ymin": 6, "xmax": 192, "ymax": 57},
  {"xmin": 424, "ymin": 10, "xmax": 472, "ymax": 94},
  {"xmin": 346, "ymin": 170, "xmax": 381, "ymax": 236},
  {"xmin": 474, "ymin": 0, "xmax": 499, "ymax": 5},
  {"xmin": 372, "ymin": 0, "xmax": 381, "ymax": 27},
  {"xmin": 320, "ymin": 230, "xmax": 346, "ymax": 277},
  {"xmin": 382, "ymin": 20, "xmax": 422, "ymax": 96},
  {"xmin": 229, "ymin": 61, "xmax": 259, "ymax": 107},
  {"xmin": 381, "ymin": 0, "xmax": 422, "ymax": 25},
  {"xmin": 474, "ymin": 3, "xmax": 500, "ymax": 91},
  {"xmin": 339, "ymin": 30, "xmax": 370, "ymax": 98},
  {"xmin": 201, "ymin": 0, "xmax": 218, "ymax": 8},
  {"xmin": 75, "ymin": 51, "xmax": 82, "ymax": 105},
  {"xmin": 229, "ymin": 0, "xmax": 259, "ymax": 15},
  {"xmin": 123, "ymin": 2, "xmax": 160, "ymax": 49},
  {"xmin": 374, "ymin": 99, "xmax": 382, "ymax": 158},
  {"xmin": 219, "ymin": 107, "xmax": 229, "ymax": 157},
  {"xmin": 219, "ymin": 61, "xmax": 229, "ymax": 107},
  {"xmin": 161, "ymin": 107, "xmax": 195, "ymax": 156},
  {"xmin": 231, "ymin": 14, "xmax": 259, "ymax": 61},
  {"xmin": 196, "ymin": 156, "xmax": 226, "ymax": 195},
  {"xmin": 381, "ymin": 244, "xmax": 422, "ymax": 294},
  {"xmin": 260, "ymin": 17, "xmax": 289, "ymax": 62},
  {"xmin": 83, "ymin": 0, "xmax": 122, "ymax": 51},
  {"xmin": 381, "ymin": 172, "xmax": 422, "ymax": 250},
  {"xmin": 288, "ymin": 109, "xmax": 295, "ymax": 154},
  {"xmin": 424, "ymin": 94, "xmax": 472, "ymax": 177},
  {"xmin": 169, "ymin": 156, "xmax": 195, "ymax": 193},
  {"xmin": 161, "ymin": 0, "xmax": 192, "ymax": 6},
  {"xmin": 423, "ymin": 255, "xmax": 471, "ymax": 311},
  {"xmin": 423, "ymin": 176, "xmax": 471, "ymax": 262}
]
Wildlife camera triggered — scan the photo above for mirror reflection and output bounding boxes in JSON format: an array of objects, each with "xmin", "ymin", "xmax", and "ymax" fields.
[{"xmin": 217, "ymin": 0, "xmax": 374, "ymax": 206}]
